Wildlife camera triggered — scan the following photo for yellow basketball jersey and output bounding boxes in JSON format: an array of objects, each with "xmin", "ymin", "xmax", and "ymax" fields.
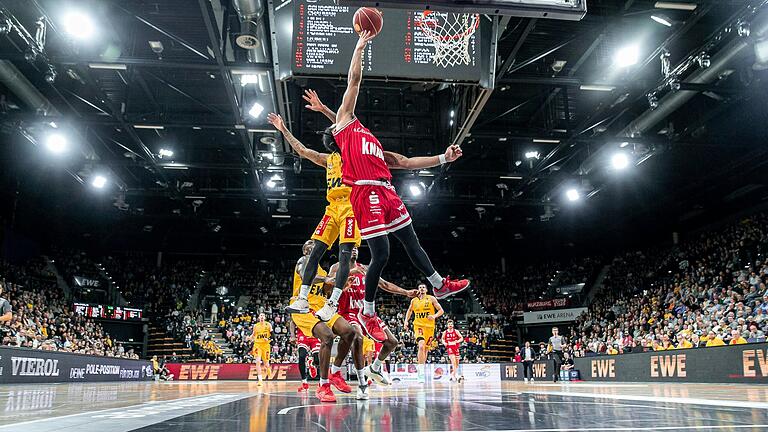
[
  {"xmin": 412, "ymin": 295, "xmax": 436, "ymax": 328},
  {"xmin": 326, "ymin": 152, "xmax": 351, "ymax": 202},
  {"xmin": 252, "ymin": 322, "xmax": 271, "ymax": 345},
  {"xmin": 293, "ymin": 263, "xmax": 329, "ymax": 311}
]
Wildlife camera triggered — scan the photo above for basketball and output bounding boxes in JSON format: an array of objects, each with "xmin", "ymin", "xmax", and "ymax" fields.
[{"xmin": 353, "ymin": 7, "xmax": 383, "ymax": 37}]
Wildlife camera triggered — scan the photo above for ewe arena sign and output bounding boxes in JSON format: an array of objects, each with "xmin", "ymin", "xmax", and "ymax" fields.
[
  {"xmin": 574, "ymin": 342, "xmax": 768, "ymax": 384},
  {"xmin": 523, "ymin": 307, "xmax": 587, "ymax": 324}
]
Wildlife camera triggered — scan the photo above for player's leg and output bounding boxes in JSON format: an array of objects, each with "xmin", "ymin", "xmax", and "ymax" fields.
[
  {"xmin": 298, "ymin": 345, "xmax": 310, "ymax": 392},
  {"xmin": 287, "ymin": 239, "xmax": 330, "ymax": 313},
  {"xmin": 416, "ymin": 337, "xmax": 427, "ymax": 383},
  {"xmin": 391, "ymin": 224, "xmax": 469, "ymax": 299},
  {"xmin": 263, "ymin": 348, "xmax": 271, "ymax": 382},
  {"xmin": 310, "ymin": 318, "xmax": 337, "ymax": 402},
  {"xmin": 317, "ymin": 242, "xmax": 354, "ymax": 321},
  {"xmin": 356, "ymin": 235, "xmax": 389, "ymax": 342},
  {"xmin": 450, "ymin": 353, "xmax": 459, "ymax": 381},
  {"xmin": 367, "ymin": 327, "xmax": 397, "ymax": 385},
  {"xmin": 253, "ymin": 347, "xmax": 264, "ymax": 385},
  {"xmin": 329, "ymin": 317, "xmax": 366, "ymax": 397}
]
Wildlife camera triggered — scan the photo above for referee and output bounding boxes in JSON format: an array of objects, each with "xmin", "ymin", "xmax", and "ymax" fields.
[{"xmin": 547, "ymin": 327, "xmax": 563, "ymax": 382}]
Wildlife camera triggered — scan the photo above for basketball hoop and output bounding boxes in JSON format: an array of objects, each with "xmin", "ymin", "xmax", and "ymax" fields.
[{"xmin": 418, "ymin": 11, "xmax": 480, "ymax": 68}]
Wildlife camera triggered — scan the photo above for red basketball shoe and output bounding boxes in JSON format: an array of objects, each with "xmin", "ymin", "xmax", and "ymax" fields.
[
  {"xmin": 357, "ymin": 311, "xmax": 387, "ymax": 342},
  {"xmin": 316, "ymin": 383, "xmax": 337, "ymax": 403},
  {"xmin": 329, "ymin": 371, "xmax": 352, "ymax": 393},
  {"xmin": 297, "ymin": 382, "xmax": 309, "ymax": 392},
  {"xmin": 433, "ymin": 276, "xmax": 470, "ymax": 299}
]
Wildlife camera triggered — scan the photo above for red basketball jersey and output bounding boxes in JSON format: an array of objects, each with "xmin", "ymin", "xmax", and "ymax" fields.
[
  {"xmin": 337, "ymin": 266, "xmax": 366, "ymax": 318},
  {"xmin": 444, "ymin": 329, "xmax": 461, "ymax": 346},
  {"xmin": 334, "ymin": 118, "xmax": 392, "ymax": 184}
]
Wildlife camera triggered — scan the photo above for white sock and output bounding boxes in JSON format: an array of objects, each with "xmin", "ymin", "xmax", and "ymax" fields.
[
  {"xmin": 298, "ymin": 285, "xmax": 311, "ymax": 300},
  {"xmin": 427, "ymin": 272, "xmax": 443, "ymax": 288},
  {"xmin": 357, "ymin": 369, "xmax": 367, "ymax": 386},
  {"xmin": 417, "ymin": 364, "xmax": 425, "ymax": 374},
  {"xmin": 320, "ymin": 378, "xmax": 329, "ymax": 385},
  {"xmin": 329, "ymin": 288, "xmax": 342, "ymax": 304},
  {"xmin": 363, "ymin": 301, "xmax": 375, "ymax": 316},
  {"xmin": 372, "ymin": 358, "xmax": 383, "ymax": 371},
  {"xmin": 331, "ymin": 365, "xmax": 342, "ymax": 374},
  {"xmin": 302, "ymin": 379, "xmax": 308, "ymax": 384}
]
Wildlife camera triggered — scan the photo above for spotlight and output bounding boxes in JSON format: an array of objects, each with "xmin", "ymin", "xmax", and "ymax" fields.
[
  {"xmin": 650, "ymin": 14, "xmax": 673, "ymax": 27},
  {"xmin": 266, "ymin": 173, "xmax": 282, "ymax": 189},
  {"xmin": 525, "ymin": 151, "xmax": 540, "ymax": 160},
  {"xmin": 91, "ymin": 175, "xmax": 107, "ymax": 189},
  {"xmin": 614, "ymin": 45, "xmax": 639, "ymax": 68},
  {"xmin": 43, "ymin": 67, "xmax": 57, "ymax": 84},
  {"xmin": 158, "ymin": 148, "xmax": 174, "ymax": 158},
  {"xmin": 62, "ymin": 11, "xmax": 95, "ymax": 40},
  {"xmin": 648, "ymin": 94, "xmax": 659, "ymax": 110},
  {"xmin": 240, "ymin": 74, "xmax": 260, "ymax": 86},
  {"xmin": 565, "ymin": 188, "xmax": 580, "ymax": 202},
  {"xmin": 611, "ymin": 152, "xmax": 630, "ymax": 170},
  {"xmin": 249, "ymin": 102, "xmax": 265, "ymax": 118},
  {"xmin": 45, "ymin": 134, "xmax": 67, "ymax": 154},
  {"xmin": 0, "ymin": 18, "xmax": 11, "ymax": 35},
  {"xmin": 697, "ymin": 53, "xmax": 711, "ymax": 69},
  {"xmin": 409, "ymin": 184, "xmax": 423, "ymax": 197}
]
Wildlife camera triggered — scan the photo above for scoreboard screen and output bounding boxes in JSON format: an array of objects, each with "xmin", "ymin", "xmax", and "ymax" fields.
[
  {"xmin": 73, "ymin": 303, "xmax": 143, "ymax": 321},
  {"xmin": 289, "ymin": 0, "xmax": 492, "ymax": 83}
]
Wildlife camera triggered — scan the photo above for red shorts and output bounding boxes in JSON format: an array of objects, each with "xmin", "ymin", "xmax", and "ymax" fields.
[
  {"xmin": 374, "ymin": 342, "xmax": 384, "ymax": 354},
  {"xmin": 446, "ymin": 345, "xmax": 460, "ymax": 356},
  {"xmin": 350, "ymin": 182, "xmax": 412, "ymax": 240},
  {"xmin": 345, "ymin": 313, "xmax": 362, "ymax": 328},
  {"xmin": 297, "ymin": 331, "xmax": 320, "ymax": 353}
]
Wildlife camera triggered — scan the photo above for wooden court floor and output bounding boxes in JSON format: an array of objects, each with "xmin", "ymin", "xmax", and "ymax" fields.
[{"xmin": 1, "ymin": 380, "xmax": 767, "ymax": 431}]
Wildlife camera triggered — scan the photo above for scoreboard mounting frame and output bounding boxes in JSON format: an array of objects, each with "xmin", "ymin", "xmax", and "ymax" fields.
[
  {"xmin": 280, "ymin": 0, "xmax": 498, "ymax": 87},
  {"xmin": 336, "ymin": 0, "xmax": 587, "ymax": 21}
]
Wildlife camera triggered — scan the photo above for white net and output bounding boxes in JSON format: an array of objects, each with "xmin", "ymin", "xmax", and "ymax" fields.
[{"xmin": 418, "ymin": 12, "xmax": 480, "ymax": 68}]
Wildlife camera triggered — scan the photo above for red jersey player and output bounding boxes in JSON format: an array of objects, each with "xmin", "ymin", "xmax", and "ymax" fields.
[
  {"xmin": 309, "ymin": 31, "xmax": 471, "ymax": 343},
  {"xmin": 294, "ymin": 326, "xmax": 320, "ymax": 392},
  {"xmin": 332, "ymin": 246, "xmax": 417, "ymax": 384},
  {"xmin": 441, "ymin": 320, "xmax": 465, "ymax": 382}
]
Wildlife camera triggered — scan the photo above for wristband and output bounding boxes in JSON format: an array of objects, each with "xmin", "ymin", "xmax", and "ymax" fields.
[{"xmin": 438, "ymin": 154, "xmax": 447, "ymax": 165}]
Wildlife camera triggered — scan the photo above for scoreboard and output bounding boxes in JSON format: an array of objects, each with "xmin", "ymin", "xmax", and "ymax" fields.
[
  {"xmin": 73, "ymin": 303, "xmax": 143, "ymax": 321},
  {"xmin": 281, "ymin": 0, "xmax": 493, "ymax": 84}
]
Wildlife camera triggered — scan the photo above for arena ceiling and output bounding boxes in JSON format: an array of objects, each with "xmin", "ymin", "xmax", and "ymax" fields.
[{"xmin": 1, "ymin": 0, "xmax": 768, "ymax": 255}]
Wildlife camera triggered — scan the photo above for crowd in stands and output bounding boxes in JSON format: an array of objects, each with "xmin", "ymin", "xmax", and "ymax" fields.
[
  {"xmin": 570, "ymin": 213, "xmax": 768, "ymax": 356},
  {"xmin": 0, "ymin": 258, "xmax": 138, "ymax": 359}
]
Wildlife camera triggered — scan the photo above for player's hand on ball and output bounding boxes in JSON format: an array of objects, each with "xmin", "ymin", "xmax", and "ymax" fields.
[
  {"xmin": 267, "ymin": 113, "xmax": 286, "ymax": 132},
  {"xmin": 356, "ymin": 30, "xmax": 375, "ymax": 50},
  {"xmin": 302, "ymin": 89, "xmax": 325, "ymax": 112},
  {"xmin": 444, "ymin": 145, "xmax": 463, "ymax": 163}
]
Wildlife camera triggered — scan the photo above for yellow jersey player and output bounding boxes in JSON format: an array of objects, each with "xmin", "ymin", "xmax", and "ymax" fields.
[
  {"xmin": 404, "ymin": 284, "xmax": 444, "ymax": 384},
  {"xmin": 248, "ymin": 313, "xmax": 272, "ymax": 386},
  {"xmin": 268, "ymin": 102, "xmax": 360, "ymax": 323},
  {"xmin": 291, "ymin": 240, "xmax": 364, "ymax": 402}
]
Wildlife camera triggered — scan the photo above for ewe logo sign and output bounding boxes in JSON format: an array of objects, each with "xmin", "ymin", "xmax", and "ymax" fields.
[
  {"xmin": 0, "ymin": 347, "xmax": 152, "ymax": 384},
  {"xmin": 574, "ymin": 343, "xmax": 768, "ymax": 383},
  {"xmin": 524, "ymin": 307, "xmax": 587, "ymax": 324}
]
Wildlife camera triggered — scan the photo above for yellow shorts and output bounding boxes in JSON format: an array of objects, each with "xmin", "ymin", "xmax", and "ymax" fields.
[
  {"xmin": 292, "ymin": 312, "xmax": 342, "ymax": 338},
  {"xmin": 414, "ymin": 325, "xmax": 435, "ymax": 345},
  {"xmin": 311, "ymin": 201, "xmax": 361, "ymax": 246},
  {"xmin": 362, "ymin": 336, "xmax": 375, "ymax": 355},
  {"xmin": 251, "ymin": 343, "xmax": 270, "ymax": 364}
]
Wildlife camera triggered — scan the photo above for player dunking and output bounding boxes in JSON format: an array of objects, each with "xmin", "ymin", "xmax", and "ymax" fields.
[
  {"xmin": 248, "ymin": 313, "xmax": 272, "ymax": 386},
  {"xmin": 441, "ymin": 319, "xmax": 465, "ymax": 382},
  {"xmin": 335, "ymin": 246, "xmax": 417, "ymax": 385},
  {"xmin": 268, "ymin": 109, "xmax": 361, "ymax": 323},
  {"xmin": 291, "ymin": 240, "xmax": 364, "ymax": 402},
  {"xmin": 404, "ymin": 284, "xmax": 444, "ymax": 383},
  {"xmin": 308, "ymin": 31, "xmax": 470, "ymax": 343}
]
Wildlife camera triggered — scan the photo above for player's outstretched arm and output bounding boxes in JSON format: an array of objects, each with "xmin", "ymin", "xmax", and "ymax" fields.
[
  {"xmin": 303, "ymin": 89, "xmax": 337, "ymax": 123},
  {"xmin": 383, "ymin": 145, "xmax": 463, "ymax": 170},
  {"xmin": 378, "ymin": 278, "xmax": 417, "ymax": 298},
  {"xmin": 337, "ymin": 31, "xmax": 375, "ymax": 126},
  {"xmin": 268, "ymin": 113, "xmax": 329, "ymax": 167}
]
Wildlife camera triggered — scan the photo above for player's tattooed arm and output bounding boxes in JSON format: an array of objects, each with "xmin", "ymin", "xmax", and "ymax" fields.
[
  {"xmin": 337, "ymin": 31, "xmax": 375, "ymax": 126},
  {"xmin": 303, "ymin": 89, "xmax": 337, "ymax": 123},
  {"xmin": 267, "ymin": 113, "xmax": 329, "ymax": 167},
  {"xmin": 383, "ymin": 145, "xmax": 463, "ymax": 170}
]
